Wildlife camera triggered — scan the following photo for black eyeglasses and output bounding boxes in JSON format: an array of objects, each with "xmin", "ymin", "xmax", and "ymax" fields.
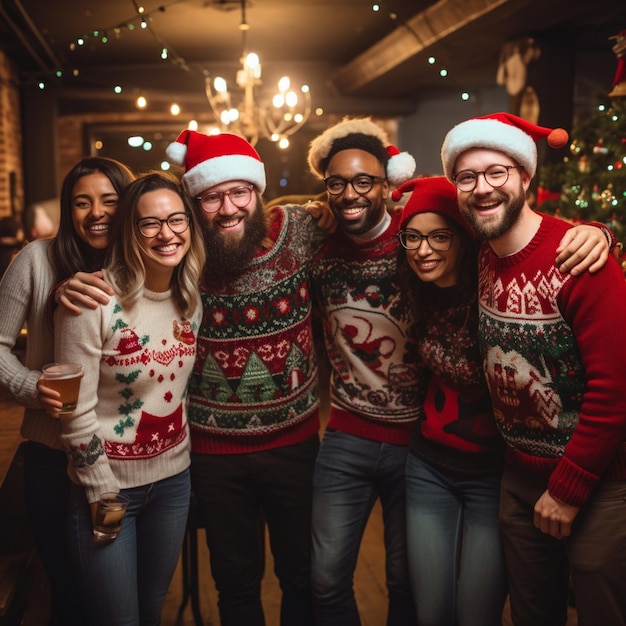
[
  {"xmin": 397, "ymin": 229, "xmax": 455, "ymax": 251},
  {"xmin": 136, "ymin": 212, "xmax": 191, "ymax": 238},
  {"xmin": 323, "ymin": 174, "xmax": 386, "ymax": 196},
  {"xmin": 196, "ymin": 185, "xmax": 255, "ymax": 213},
  {"xmin": 452, "ymin": 164, "xmax": 522, "ymax": 192}
]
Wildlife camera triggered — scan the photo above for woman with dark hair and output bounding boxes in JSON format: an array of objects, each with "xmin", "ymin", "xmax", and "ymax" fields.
[
  {"xmin": 394, "ymin": 176, "xmax": 507, "ymax": 626},
  {"xmin": 53, "ymin": 171, "xmax": 205, "ymax": 626},
  {"xmin": 0, "ymin": 156, "xmax": 134, "ymax": 625}
]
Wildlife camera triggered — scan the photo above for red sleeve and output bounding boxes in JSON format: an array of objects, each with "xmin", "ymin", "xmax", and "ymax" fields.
[{"xmin": 548, "ymin": 255, "xmax": 626, "ymax": 505}]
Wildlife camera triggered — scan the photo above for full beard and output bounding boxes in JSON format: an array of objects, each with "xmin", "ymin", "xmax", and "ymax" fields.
[
  {"xmin": 459, "ymin": 188, "xmax": 525, "ymax": 241},
  {"xmin": 203, "ymin": 203, "xmax": 267, "ymax": 273}
]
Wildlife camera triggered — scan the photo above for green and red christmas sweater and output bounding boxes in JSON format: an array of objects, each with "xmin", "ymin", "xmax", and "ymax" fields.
[
  {"xmin": 187, "ymin": 205, "xmax": 323, "ymax": 454},
  {"xmin": 478, "ymin": 212, "xmax": 626, "ymax": 507}
]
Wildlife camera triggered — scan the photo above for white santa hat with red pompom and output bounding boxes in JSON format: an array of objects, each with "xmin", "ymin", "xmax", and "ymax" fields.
[
  {"xmin": 307, "ymin": 117, "xmax": 416, "ymax": 187},
  {"xmin": 166, "ymin": 129, "xmax": 267, "ymax": 196},
  {"xmin": 440, "ymin": 112, "xmax": 569, "ymax": 182}
]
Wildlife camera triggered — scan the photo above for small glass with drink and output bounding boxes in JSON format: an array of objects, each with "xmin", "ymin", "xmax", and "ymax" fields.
[
  {"xmin": 93, "ymin": 492, "xmax": 129, "ymax": 543},
  {"xmin": 41, "ymin": 362, "xmax": 83, "ymax": 415}
]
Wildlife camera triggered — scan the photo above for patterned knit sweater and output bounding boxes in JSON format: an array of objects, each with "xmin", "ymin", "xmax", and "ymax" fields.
[
  {"xmin": 187, "ymin": 205, "xmax": 323, "ymax": 454},
  {"xmin": 310, "ymin": 210, "xmax": 423, "ymax": 445},
  {"xmin": 411, "ymin": 286, "xmax": 504, "ymax": 475},
  {"xmin": 478, "ymin": 213, "xmax": 626, "ymax": 507},
  {"xmin": 0, "ymin": 240, "xmax": 62, "ymax": 449},
  {"xmin": 55, "ymin": 289, "xmax": 201, "ymax": 503}
]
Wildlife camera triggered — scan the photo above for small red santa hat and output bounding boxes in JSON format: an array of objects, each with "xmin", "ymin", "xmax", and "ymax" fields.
[
  {"xmin": 307, "ymin": 117, "xmax": 416, "ymax": 186},
  {"xmin": 393, "ymin": 176, "xmax": 471, "ymax": 234},
  {"xmin": 166, "ymin": 129, "xmax": 266, "ymax": 196},
  {"xmin": 440, "ymin": 112, "xmax": 569, "ymax": 182}
]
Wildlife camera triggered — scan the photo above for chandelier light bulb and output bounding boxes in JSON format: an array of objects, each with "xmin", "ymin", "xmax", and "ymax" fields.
[
  {"xmin": 136, "ymin": 96, "xmax": 147, "ymax": 109},
  {"xmin": 278, "ymin": 137, "xmax": 290, "ymax": 149},
  {"xmin": 285, "ymin": 91, "xmax": 298, "ymax": 107},
  {"xmin": 214, "ymin": 77, "xmax": 227, "ymax": 93},
  {"xmin": 273, "ymin": 94, "xmax": 285, "ymax": 108},
  {"xmin": 278, "ymin": 76, "xmax": 290, "ymax": 92}
]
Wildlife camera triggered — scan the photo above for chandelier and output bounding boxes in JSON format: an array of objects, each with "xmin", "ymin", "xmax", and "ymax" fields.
[{"xmin": 204, "ymin": 0, "xmax": 311, "ymax": 148}]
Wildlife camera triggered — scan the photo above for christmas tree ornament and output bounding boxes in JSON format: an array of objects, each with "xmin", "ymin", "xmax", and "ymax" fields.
[{"xmin": 593, "ymin": 139, "xmax": 609, "ymax": 155}]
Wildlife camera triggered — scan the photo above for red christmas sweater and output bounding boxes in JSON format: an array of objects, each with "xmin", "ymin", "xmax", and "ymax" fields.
[
  {"xmin": 478, "ymin": 212, "xmax": 626, "ymax": 506},
  {"xmin": 411, "ymin": 286, "xmax": 504, "ymax": 475}
]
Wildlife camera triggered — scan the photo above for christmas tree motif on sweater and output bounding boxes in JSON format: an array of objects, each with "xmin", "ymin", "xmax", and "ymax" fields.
[
  {"xmin": 103, "ymin": 309, "xmax": 192, "ymax": 459},
  {"xmin": 238, "ymin": 352, "xmax": 279, "ymax": 402},
  {"xmin": 285, "ymin": 342, "xmax": 307, "ymax": 390},
  {"xmin": 198, "ymin": 353, "xmax": 234, "ymax": 401}
]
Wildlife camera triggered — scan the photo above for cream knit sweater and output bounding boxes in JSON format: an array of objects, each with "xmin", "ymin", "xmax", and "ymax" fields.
[{"xmin": 55, "ymin": 288, "xmax": 201, "ymax": 502}]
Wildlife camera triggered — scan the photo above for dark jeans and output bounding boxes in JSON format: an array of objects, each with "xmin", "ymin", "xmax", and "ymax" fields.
[
  {"xmin": 191, "ymin": 435, "xmax": 319, "ymax": 626},
  {"xmin": 22, "ymin": 441, "xmax": 85, "ymax": 626},
  {"xmin": 500, "ymin": 465, "xmax": 626, "ymax": 626},
  {"xmin": 311, "ymin": 430, "xmax": 416, "ymax": 626}
]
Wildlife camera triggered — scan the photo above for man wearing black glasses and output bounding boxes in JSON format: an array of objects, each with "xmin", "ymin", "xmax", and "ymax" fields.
[{"xmin": 306, "ymin": 117, "xmax": 421, "ymax": 626}]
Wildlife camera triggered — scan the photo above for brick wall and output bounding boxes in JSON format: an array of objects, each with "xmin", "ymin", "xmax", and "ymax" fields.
[{"xmin": 0, "ymin": 52, "xmax": 23, "ymax": 221}]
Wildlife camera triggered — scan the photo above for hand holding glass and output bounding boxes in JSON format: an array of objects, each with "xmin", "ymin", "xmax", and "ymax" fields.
[{"xmin": 42, "ymin": 362, "xmax": 83, "ymax": 415}]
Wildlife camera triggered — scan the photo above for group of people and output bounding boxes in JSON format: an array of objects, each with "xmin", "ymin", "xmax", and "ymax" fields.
[{"xmin": 0, "ymin": 110, "xmax": 624, "ymax": 626}]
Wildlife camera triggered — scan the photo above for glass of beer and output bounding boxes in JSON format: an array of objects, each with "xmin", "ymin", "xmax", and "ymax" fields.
[
  {"xmin": 93, "ymin": 492, "xmax": 129, "ymax": 542},
  {"xmin": 42, "ymin": 362, "xmax": 83, "ymax": 415}
]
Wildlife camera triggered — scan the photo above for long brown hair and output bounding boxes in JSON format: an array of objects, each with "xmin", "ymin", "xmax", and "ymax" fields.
[{"xmin": 48, "ymin": 157, "xmax": 135, "ymax": 284}]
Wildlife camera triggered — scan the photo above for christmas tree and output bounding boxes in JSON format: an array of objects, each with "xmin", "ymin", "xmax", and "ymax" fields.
[{"xmin": 538, "ymin": 31, "xmax": 626, "ymax": 247}]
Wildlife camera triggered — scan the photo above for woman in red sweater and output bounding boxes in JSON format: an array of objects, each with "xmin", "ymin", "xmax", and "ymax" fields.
[{"xmin": 395, "ymin": 176, "xmax": 507, "ymax": 626}]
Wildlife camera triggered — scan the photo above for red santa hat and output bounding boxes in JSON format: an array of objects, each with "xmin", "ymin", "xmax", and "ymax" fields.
[
  {"xmin": 166, "ymin": 129, "xmax": 266, "ymax": 196},
  {"xmin": 307, "ymin": 117, "xmax": 416, "ymax": 186},
  {"xmin": 440, "ymin": 112, "xmax": 569, "ymax": 181},
  {"xmin": 393, "ymin": 176, "xmax": 471, "ymax": 233}
]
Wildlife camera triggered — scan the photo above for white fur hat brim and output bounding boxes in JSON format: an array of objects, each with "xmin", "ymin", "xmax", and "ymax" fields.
[
  {"xmin": 182, "ymin": 154, "xmax": 266, "ymax": 197},
  {"xmin": 441, "ymin": 118, "xmax": 537, "ymax": 181}
]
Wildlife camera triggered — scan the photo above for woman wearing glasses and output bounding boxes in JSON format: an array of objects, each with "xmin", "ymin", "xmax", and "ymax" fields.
[
  {"xmin": 394, "ymin": 176, "xmax": 507, "ymax": 626},
  {"xmin": 53, "ymin": 171, "xmax": 205, "ymax": 626}
]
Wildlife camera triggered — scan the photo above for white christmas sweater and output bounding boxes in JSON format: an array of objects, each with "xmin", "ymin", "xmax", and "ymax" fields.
[
  {"xmin": 0, "ymin": 239, "xmax": 62, "ymax": 449},
  {"xmin": 310, "ymin": 210, "xmax": 423, "ymax": 445},
  {"xmin": 55, "ymin": 289, "xmax": 200, "ymax": 503}
]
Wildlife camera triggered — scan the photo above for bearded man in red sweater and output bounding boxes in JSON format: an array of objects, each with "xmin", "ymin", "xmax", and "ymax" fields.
[{"xmin": 441, "ymin": 112, "xmax": 626, "ymax": 626}]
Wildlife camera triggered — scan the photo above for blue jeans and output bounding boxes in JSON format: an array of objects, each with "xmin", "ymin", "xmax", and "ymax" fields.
[
  {"xmin": 311, "ymin": 429, "xmax": 416, "ymax": 626},
  {"xmin": 23, "ymin": 441, "xmax": 86, "ymax": 626},
  {"xmin": 405, "ymin": 454, "xmax": 507, "ymax": 626},
  {"xmin": 67, "ymin": 469, "xmax": 190, "ymax": 626},
  {"xmin": 190, "ymin": 435, "xmax": 319, "ymax": 626}
]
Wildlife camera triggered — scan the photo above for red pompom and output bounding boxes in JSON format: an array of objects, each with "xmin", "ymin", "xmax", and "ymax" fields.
[{"xmin": 547, "ymin": 128, "xmax": 569, "ymax": 149}]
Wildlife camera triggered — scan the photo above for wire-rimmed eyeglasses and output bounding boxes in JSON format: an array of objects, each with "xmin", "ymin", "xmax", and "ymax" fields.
[
  {"xmin": 397, "ymin": 229, "xmax": 455, "ymax": 251},
  {"xmin": 196, "ymin": 184, "xmax": 255, "ymax": 213},
  {"xmin": 323, "ymin": 174, "xmax": 386, "ymax": 196},
  {"xmin": 452, "ymin": 164, "xmax": 522, "ymax": 192},
  {"xmin": 136, "ymin": 212, "xmax": 191, "ymax": 238}
]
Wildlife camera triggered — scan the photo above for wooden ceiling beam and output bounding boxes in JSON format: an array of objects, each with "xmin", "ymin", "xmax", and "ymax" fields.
[{"xmin": 330, "ymin": 0, "xmax": 510, "ymax": 94}]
